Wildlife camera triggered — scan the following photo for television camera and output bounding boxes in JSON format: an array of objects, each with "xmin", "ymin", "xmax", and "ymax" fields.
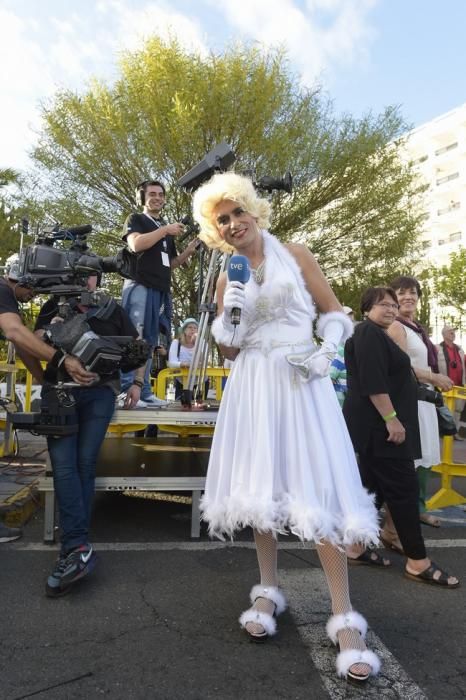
[{"xmin": 9, "ymin": 222, "xmax": 150, "ymax": 436}]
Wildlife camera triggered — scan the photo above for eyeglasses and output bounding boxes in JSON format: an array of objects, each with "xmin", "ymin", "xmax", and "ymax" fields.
[{"xmin": 375, "ymin": 302, "xmax": 399, "ymax": 310}]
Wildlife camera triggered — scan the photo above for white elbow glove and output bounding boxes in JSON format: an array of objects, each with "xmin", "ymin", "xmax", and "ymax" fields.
[
  {"xmin": 286, "ymin": 342, "xmax": 337, "ymax": 381},
  {"xmin": 286, "ymin": 312, "xmax": 353, "ymax": 382}
]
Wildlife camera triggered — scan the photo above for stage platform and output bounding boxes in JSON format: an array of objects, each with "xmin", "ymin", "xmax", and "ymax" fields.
[{"xmin": 40, "ymin": 435, "xmax": 211, "ymax": 541}]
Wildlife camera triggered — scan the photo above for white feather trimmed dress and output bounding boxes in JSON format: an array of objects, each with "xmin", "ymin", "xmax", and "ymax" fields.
[{"xmin": 201, "ymin": 231, "xmax": 379, "ymax": 545}]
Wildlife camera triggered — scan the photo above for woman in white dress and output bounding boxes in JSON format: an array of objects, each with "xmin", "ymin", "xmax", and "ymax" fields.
[
  {"xmin": 384, "ymin": 276, "xmax": 453, "ymax": 545},
  {"xmin": 193, "ymin": 173, "xmax": 381, "ymax": 684}
]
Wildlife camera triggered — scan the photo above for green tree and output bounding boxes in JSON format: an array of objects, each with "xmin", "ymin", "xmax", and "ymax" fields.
[
  {"xmin": 416, "ymin": 267, "xmax": 435, "ymax": 331},
  {"xmin": 433, "ymin": 247, "xmax": 466, "ymax": 320},
  {"xmin": 26, "ymin": 38, "xmax": 425, "ymax": 317}
]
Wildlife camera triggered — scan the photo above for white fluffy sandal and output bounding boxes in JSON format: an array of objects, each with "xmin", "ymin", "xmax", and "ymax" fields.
[
  {"xmin": 239, "ymin": 585, "xmax": 287, "ymax": 642},
  {"xmin": 326, "ymin": 611, "xmax": 381, "ymax": 683}
]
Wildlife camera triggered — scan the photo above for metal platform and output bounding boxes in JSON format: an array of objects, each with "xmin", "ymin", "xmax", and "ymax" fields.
[
  {"xmin": 112, "ymin": 407, "xmax": 219, "ymax": 426},
  {"xmin": 40, "ymin": 435, "xmax": 212, "ymax": 541}
]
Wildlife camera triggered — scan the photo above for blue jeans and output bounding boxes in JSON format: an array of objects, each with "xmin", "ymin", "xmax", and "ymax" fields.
[
  {"xmin": 46, "ymin": 386, "xmax": 115, "ymax": 553},
  {"xmin": 120, "ymin": 281, "xmax": 161, "ymax": 399}
]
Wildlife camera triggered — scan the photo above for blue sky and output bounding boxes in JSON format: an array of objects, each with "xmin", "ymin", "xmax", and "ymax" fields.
[{"xmin": 1, "ymin": 0, "xmax": 465, "ymax": 171}]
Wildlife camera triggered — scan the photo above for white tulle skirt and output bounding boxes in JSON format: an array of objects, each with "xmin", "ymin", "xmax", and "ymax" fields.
[
  {"xmin": 201, "ymin": 345, "xmax": 379, "ymax": 545},
  {"xmin": 415, "ymin": 400, "xmax": 441, "ymax": 469}
]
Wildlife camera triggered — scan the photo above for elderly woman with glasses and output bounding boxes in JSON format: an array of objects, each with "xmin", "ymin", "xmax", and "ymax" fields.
[{"xmin": 344, "ymin": 286, "xmax": 459, "ymax": 588}]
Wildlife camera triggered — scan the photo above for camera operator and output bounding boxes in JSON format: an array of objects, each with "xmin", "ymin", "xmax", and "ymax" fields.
[
  {"xmin": 120, "ymin": 180, "xmax": 199, "ymax": 404},
  {"xmin": 0, "ymin": 255, "xmax": 98, "ymax": 545},
  {"xmin": 34, "ymin": 272, "xmax": 145, "ymax": 597}
]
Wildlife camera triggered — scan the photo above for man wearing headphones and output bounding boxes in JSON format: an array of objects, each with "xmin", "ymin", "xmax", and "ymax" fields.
[{"xmin": 120, "ymin": 180, "xmax": 199, "ymax": 404}]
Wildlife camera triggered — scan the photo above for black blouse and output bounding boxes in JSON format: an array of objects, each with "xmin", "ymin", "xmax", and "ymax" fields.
[{"xmin": 343, "ymin": 319, "xmax": 421, "ymax": 459}]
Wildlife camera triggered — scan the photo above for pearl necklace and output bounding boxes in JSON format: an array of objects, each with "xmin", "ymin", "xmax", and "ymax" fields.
[{"xmin": 251, "ymin": 259, "xmax": 266, "ymax": 285}]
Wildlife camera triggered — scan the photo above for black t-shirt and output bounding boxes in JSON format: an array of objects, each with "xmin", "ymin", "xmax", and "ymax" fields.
[
  {"xmin": 0, "ymin": 279, "xmax": 20, "ymax": 316},
  {"xmin": 35, "ymin": 297, "xmax": 138, "ymax": 387},
  {"xmin": 343, "ymin": 319, "xmax": 421, "ymax": 459},
  {"xmin": 122, "ymin": 213, "xmax": 177, "ymax": 291}
]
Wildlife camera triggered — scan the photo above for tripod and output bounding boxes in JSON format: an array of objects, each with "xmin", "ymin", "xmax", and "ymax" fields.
[{"xmin": 180, "ymin": 247, "xmax": 229, "ymax": 409}]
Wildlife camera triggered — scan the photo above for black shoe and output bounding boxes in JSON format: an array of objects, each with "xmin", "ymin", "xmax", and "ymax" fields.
[
  {"xmin": 46, "ymin": 544, "xmax": 96, "ymax": 598},
  {"xmin": 0, "ymin": 523, "xmax": 22, "ymax": 543}
]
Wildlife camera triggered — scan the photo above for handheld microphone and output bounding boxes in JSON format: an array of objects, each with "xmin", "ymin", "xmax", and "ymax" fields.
[{"xmin": 227, "ymin": 255, "xmax": 250, "ymax": 325}]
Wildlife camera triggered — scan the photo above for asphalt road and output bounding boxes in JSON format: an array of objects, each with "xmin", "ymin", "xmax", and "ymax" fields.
[{"xmin": 1, "ymin": 460, "xmax": 465, "ymax": 700}]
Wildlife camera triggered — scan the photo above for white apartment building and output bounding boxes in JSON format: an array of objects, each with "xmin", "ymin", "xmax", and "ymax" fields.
[{"xmin": 402, "ymin": 103, "xmax": 466, "ymax": 342}]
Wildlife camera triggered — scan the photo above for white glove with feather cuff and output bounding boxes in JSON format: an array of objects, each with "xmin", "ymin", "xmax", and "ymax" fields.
[{"xmin": 286, "ymin": 310, "xmax": 353, "ymax": 381}]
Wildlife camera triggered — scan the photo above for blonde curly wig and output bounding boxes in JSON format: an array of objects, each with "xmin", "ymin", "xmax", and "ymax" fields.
[{"xmin": 192, "ymin": 172, "xmax": 271, "ymax": 253}]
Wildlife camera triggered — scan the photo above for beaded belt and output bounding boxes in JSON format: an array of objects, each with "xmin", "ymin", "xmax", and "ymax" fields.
[{"xmin": 240, "ymin": 339, "xmax": 313, "ymax": 357}]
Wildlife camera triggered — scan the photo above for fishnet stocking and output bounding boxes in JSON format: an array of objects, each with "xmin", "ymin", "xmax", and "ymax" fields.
[
  {"xmin": 317, "ymin": 540, "xmax": 371, "ymax": 677},
  {"xmin": 246, "ymin": 530, "xmax": 279, "ymax": 636}
]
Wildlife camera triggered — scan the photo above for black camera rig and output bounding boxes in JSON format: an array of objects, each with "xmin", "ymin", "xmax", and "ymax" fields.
[
  {"xmin": 18, "ymin": 222, "xmax": 100, "ymax": 294},
  {"xmin": 17, "ymin": 220, "xmax": 141, "ymax": 289},
  {"xmin": 17, "ymin": 221, "xmax": 150, "ymax": 372},
  {"xmin": 176, "ymin": 141, "xmax": 293, "ymax": 196},
  {"xmin": 7, "ymin": 385, "xmax": 79, "ymax": 437},
  {"xmin": 9, "ymin": 222, "xmax": 150, "ymax": 436}
]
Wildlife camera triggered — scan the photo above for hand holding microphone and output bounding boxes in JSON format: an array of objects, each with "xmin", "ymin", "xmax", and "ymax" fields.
[
  {"xmin": 223, "ymin": 282, "xmax": 246, "ymax": 327},
  {"xmin": 224, "ymin": 255, "xmax": 250, "ymax": 328},
  {"xmin": 212, "ymin": 255, "xmax": 251, "ymax": 346}
]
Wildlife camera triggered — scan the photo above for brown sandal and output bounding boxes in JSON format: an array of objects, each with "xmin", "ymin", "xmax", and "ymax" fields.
[
  {"xmin": 348, "ymin": 549, "xmax": 391, "ymax": 568},
  {"xmin": 405, "ymin": 561, "xmax": 459, "ymax": 588}
]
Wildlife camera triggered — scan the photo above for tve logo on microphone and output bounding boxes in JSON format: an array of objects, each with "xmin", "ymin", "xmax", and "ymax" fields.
[
  {"xmin": 227, "ymin": 255, "xmax": 250, "ymax": 284},
  {"xmin": 227, "ymin": 255, "xmax": 250, "ymax": 325}
]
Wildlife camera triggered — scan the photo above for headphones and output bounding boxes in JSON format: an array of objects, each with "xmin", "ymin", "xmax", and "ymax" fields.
[
  {"xmin": 135, "ymin": 180, "xmax": 166, "ymax": 207},
  {"xmin": 135, "ymin": 180, "xmax": 148, "ymax": 207}
]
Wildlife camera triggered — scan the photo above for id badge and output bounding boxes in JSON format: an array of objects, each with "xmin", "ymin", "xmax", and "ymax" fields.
[{"xmin": 161, "ymin": 251, "xmax": 170, "ymax": 267}]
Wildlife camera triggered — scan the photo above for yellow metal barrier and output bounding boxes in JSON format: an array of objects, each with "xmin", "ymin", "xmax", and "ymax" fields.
[
  {"xmin": 149, "ymin": 366, "xmax": 229, "ymax": 437},
  {"xmin": 427, "ymin": 385, "xmax": 466, "ymax": 510},
  {"xmin": 155, "ymin": 366, "xmax": 229, "ymax": 401},
  {"xmin": 0, "ymin": 360, "xmax": 18, "ymax": 456}
]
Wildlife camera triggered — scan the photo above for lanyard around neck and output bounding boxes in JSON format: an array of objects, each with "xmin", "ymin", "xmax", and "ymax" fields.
[{"xmin": 144, "ymin": 212, "xmax": 161, "ymax": 226}]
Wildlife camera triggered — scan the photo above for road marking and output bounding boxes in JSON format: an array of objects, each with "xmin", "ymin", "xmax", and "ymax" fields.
[
  {"xmin": 281, "ymin": 569, "xmax": 428, "ymax": 699},
  {"xmin": 9, "ymin": 538, "xmax": 466, "ymax": 551}
]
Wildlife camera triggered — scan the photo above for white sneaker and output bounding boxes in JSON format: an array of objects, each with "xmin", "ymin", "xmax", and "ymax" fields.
[
  {"xmin": 135, "ymin": 399, "xmax": 148, "ymax": 408},
  {"xmin": 116, "ymin": 392, "xmax": 127, "ymax": 408},
  {"xmin": 0, "ymin": 523, "xmax": 22, "ymax": 543},
  {"xmin": 141, "ymin": 395, "xmax": 167, "ymax": 406}
]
